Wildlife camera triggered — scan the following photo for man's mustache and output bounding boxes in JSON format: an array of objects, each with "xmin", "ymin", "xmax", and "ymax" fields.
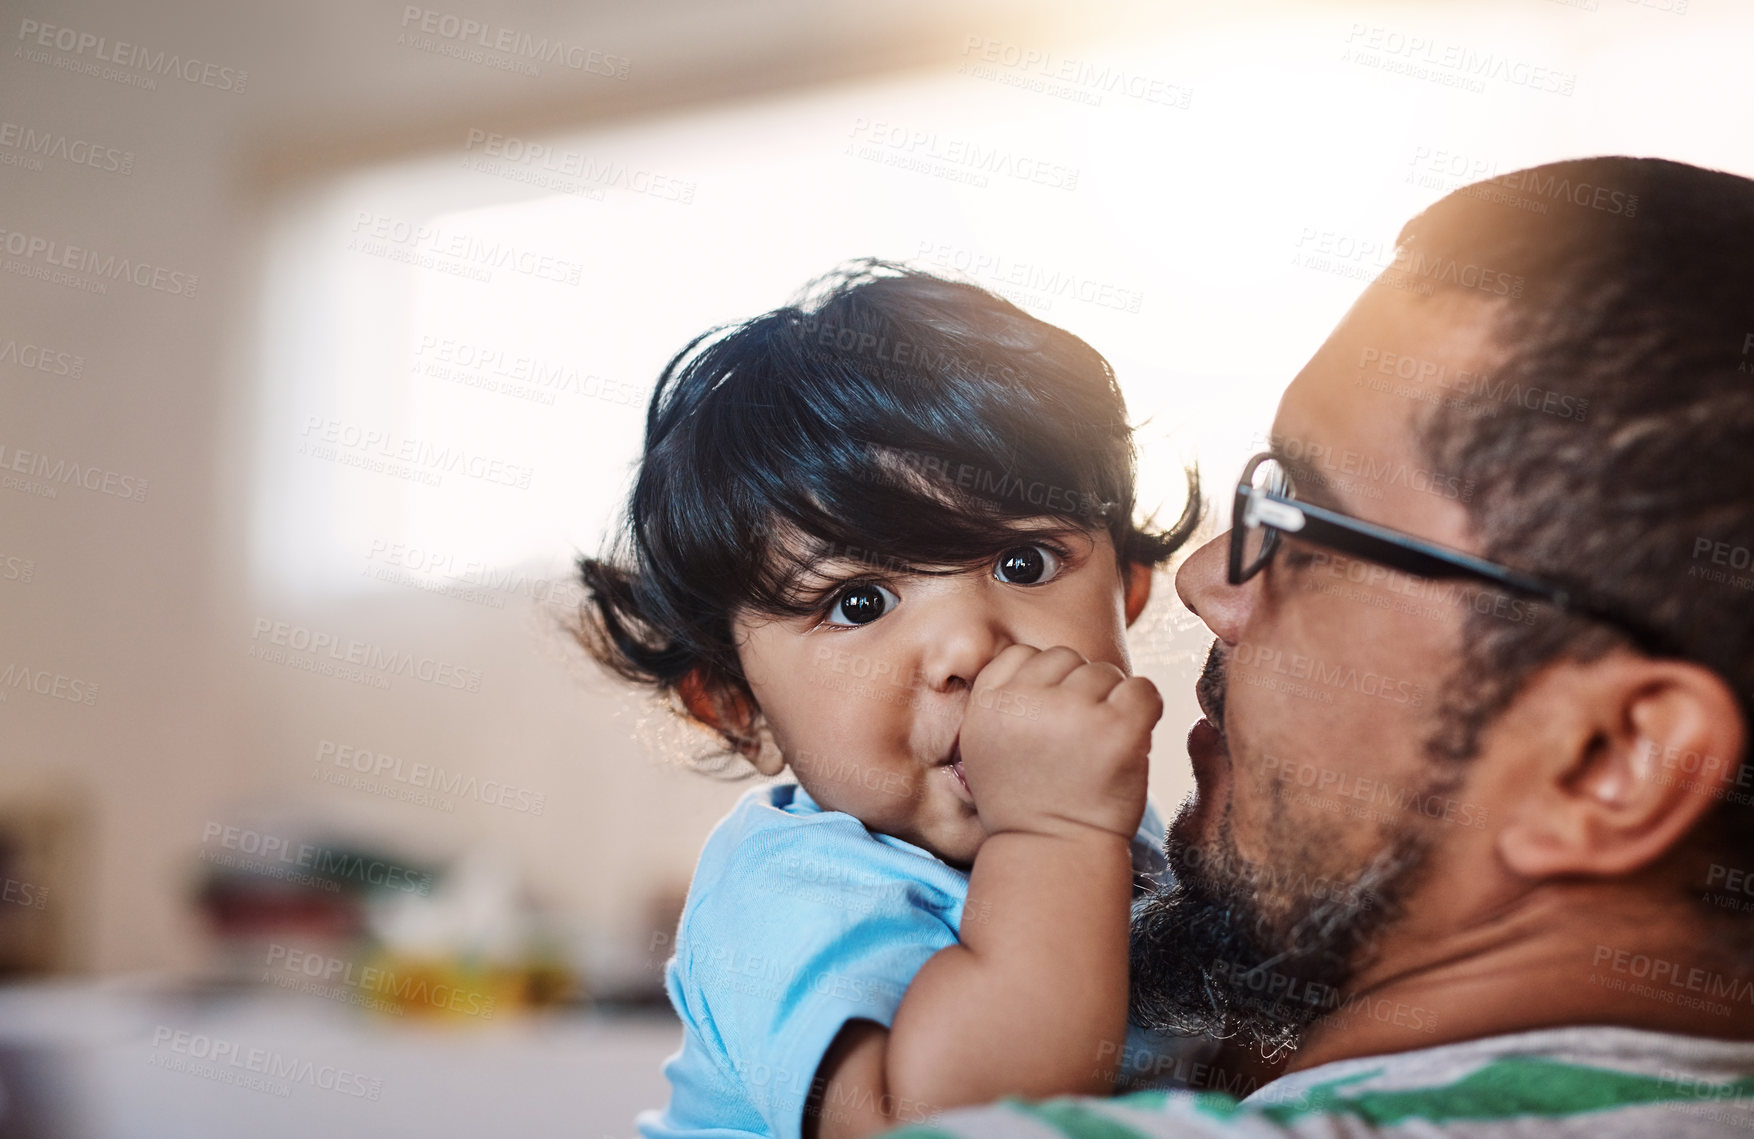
[{"xmin": 1196, "ymin": 639, "xmax": 1227, "ymax": 735}]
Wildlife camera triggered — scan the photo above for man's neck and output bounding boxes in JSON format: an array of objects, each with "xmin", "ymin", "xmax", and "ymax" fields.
[{"xmin": 1284, "ymin": 886, "xmax": 1754, "ymax": 1073}]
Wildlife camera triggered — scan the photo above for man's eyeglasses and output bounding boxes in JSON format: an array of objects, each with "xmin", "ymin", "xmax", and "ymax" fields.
[{"xmin": 1229, "ymin": 451, "xmax": 1682, "ymax": 659}]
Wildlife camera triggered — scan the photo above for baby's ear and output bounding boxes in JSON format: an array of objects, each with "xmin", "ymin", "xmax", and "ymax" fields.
[
  {"xmin": 1123, "ymin": 561, "xmax": 1154, "ymax": 626},
  {"xmin": 677, "ymin": 667, "xmax": 772, "ymax": 769}
]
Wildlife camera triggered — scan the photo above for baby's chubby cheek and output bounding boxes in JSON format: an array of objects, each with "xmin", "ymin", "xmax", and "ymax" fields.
[{"xmin": 807, "ymin": 760, "xmax": 925, "ymax": 813}]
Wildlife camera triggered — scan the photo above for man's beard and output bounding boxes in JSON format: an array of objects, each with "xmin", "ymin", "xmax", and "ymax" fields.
[{"xmin": 1129, "ymin": 642, "xmax": 1443, "ymax": 1057}]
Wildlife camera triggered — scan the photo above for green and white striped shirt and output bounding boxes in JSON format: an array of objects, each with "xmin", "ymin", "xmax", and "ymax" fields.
[{"xmin": 890, "ymin": 1026, "xmax": 1754, "ymax": 1138}]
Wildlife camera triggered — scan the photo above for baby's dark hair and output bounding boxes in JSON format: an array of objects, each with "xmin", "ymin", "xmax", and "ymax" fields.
[{"xmin": 575, "ymin": 259, "xmax": 1199, "ymax": 766}]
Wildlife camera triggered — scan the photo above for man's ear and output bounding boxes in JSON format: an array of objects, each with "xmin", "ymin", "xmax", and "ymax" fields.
[
  {"xmin": 1123, "ymin": 561, "xmax": 1154, "ymax": 627},
  {"xmin": 1496, "ymin": 653, "xmax": 1747, "ymax": 880},
  {"xmin": 677, "ymin": 667, "xmax": 782, "ymax": 775}
]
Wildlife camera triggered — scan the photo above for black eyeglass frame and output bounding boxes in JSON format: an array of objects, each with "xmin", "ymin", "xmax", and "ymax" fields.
[{"xmin": 1229, "ymin": 451, "xmax": 1684, "ymax": 660}]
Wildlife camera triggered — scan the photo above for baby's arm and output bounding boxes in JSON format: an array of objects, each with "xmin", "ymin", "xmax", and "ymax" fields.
[{"xmin": 805, "ymin": 645, "xmax": 1160, "ymax": 1138}]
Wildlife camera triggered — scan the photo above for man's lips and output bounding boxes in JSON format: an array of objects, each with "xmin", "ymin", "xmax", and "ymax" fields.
[{"xmin": 1186, "ymin": 717, "xmax": 1229, "ymax": 786}]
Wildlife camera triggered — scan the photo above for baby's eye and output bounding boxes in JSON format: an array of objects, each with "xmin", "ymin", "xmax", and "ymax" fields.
[
  {"xmin": 824, "ymin": 582, "xmax": 899, "ymax": 627},
  {"xmin": 993, "ymin": 544, "xmax": 1064, "ymax": 586}
]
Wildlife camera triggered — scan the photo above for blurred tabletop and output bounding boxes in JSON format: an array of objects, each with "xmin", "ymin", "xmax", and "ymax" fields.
[{"xmin": 0, "ymin": 979, "xmax": 679, "ymax": 1139}]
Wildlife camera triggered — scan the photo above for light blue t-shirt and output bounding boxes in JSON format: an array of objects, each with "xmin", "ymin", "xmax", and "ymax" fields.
[{"xmin": 636, "ymin": 782, "xmax": 1199, "ymax": 1139}]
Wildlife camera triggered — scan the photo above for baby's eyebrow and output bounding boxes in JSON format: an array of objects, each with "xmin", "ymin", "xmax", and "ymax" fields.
[
  {"xmin": 767, "ymin": 555, "xmax": 890, "ymax": 606},
  {"xmin": 771, "ymin": 521, "xmax": 1098, "ymax": 594},
  {"xmin": 812, "ymin": 543, "xmax": 909, "ymax": 573},
  {"xmin": 782, "ymin": 546, "xmax": 973, "ymax": 597}
]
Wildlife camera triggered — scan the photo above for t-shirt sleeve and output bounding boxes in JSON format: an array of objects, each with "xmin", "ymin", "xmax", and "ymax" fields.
[{"xmin": 678, "ymin": 817, "xmax": 963, "ymax": 1139}]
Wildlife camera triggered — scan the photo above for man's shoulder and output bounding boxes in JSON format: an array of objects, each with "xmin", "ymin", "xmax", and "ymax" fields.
[
  {"xmin": 1243, "ymin": 1026, "xmax": 1754, "ymax": 1126},
  {"xmin": 897, "ymin": 1026, "xmax": 1754, "ymax": 1138}
]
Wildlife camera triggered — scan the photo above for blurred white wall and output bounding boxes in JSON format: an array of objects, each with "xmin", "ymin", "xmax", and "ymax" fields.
[{"xmin": 3, "ymin": 0, "xmax": 1753, "ymax": 980}]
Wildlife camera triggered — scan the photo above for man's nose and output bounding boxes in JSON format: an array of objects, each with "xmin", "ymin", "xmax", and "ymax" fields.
[
  {"xmin": 919, "ymin": 583, "xmax": 1015, "ymax": 693},
  {"xmin": 1176, "ymin": 533, "xmax": 1250, "ymax": 646}
]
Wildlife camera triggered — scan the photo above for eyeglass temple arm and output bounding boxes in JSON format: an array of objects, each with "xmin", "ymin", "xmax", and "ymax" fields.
[
  {"xmin": 1244, "ymin": 488, "xmax": 1687, "ymax": 661},
  {"xmin": 1260, "ymin": 493, "xmax": 1572, "ymax": 604}
]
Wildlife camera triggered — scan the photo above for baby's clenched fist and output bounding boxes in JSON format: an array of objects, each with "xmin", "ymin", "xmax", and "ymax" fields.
[{"xmin": 956, "ymin": 644, "xmax": 1162, "ymax": 842}]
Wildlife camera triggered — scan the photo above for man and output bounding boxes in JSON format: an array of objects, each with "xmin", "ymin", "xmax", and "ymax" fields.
[{"xmin": 893, "ymin": 156, "xmax": 1754, "ymax": 1134}]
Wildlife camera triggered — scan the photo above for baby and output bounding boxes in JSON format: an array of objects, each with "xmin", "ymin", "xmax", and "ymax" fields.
[{"xmin": 578, "ymin": 262, "xmax": 1202, "ymax": 1139}]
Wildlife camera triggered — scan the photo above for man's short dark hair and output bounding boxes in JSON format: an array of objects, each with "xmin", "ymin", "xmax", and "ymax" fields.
[{"xmin": 1399, "ymin": 157, "xmax": 1754, "ymax": 945}]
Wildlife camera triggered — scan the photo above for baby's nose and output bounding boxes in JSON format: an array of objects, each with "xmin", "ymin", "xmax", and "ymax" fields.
[{"xmin": 918, "ymin": 589, "xmax": 1015, "ymax": 693}]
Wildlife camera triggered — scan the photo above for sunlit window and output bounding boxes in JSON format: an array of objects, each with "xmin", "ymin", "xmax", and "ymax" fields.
[{"xmin": 248, "ymin": 11, "xmax": 1686, "ymax": 603}]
